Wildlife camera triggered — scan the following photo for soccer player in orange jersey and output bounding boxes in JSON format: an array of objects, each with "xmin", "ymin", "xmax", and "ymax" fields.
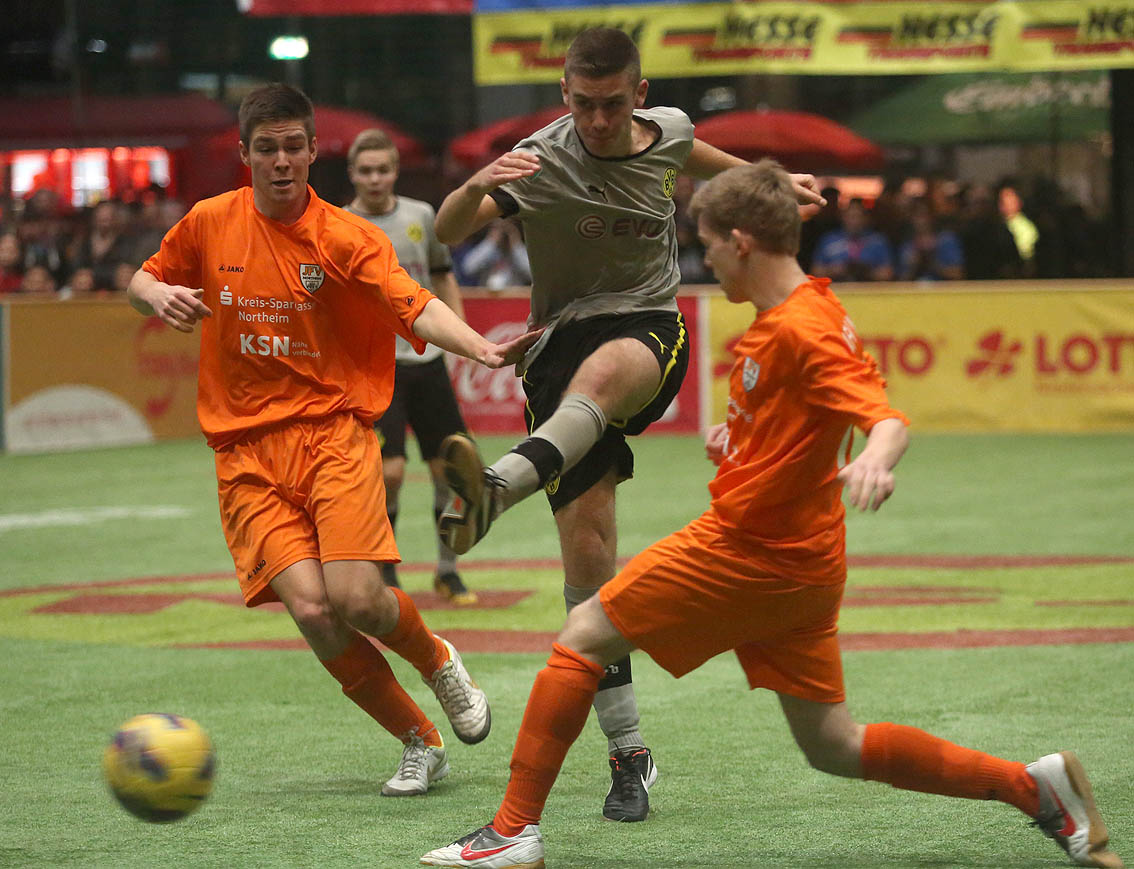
[
  {"xmin": 421, "ymin": 161, "xmax": 1123, "ymax": 868},
  {"xmin": 127, "ymin": 83, "xmax": 540, "ymax": 798}
]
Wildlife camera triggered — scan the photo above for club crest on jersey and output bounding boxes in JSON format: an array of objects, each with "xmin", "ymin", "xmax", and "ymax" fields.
[
  {"xmin": 662, "ymin": 167, "xmax": 677, "ymax": 199},
  {"xmin": 407, "ymin": 223, "xmax": 424, "ymax": 243},
  {"xmin": 742, "ymin": 357, "xmax": 760, "ymax": 392},
  {"xmin": 299, "ymin": 263, "xmax": 325, "ymax": 292}
]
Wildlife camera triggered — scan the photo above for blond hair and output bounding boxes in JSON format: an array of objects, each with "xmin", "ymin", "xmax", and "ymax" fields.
[
  {"xmin": 689, "ymin": 159, "xmax": 800, "ymax": 256},
  {"xmin": 347, "ymin": 128, "xmax": 398, "ymax": 168}
]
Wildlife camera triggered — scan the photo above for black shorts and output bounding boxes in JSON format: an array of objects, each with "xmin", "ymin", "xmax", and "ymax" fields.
[
  {"xmin": 376, "ymin": 356, "xmax": 468, "ymax": 461},
  {"xmin": 522, "ymin": 308, "xmax": 689, "ymax": 512}
]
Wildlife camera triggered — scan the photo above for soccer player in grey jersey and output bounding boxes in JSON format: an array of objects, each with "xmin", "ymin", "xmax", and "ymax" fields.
[
  {"xmin": 435, "ymin": 27, "xmax": 824, "ymax": 824},
  {"xmin": 346, "ymin": 129, "xmax": 476, "ymax": 606}
]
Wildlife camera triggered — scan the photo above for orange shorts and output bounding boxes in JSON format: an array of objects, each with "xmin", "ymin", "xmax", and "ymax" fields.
[
  {"xmin": 599, "ymin": 510, "xmax": 847, "ymax": 703},
  {"xmin": 214, "ymin": 413, "xmax": 399, "ymax": 607}
]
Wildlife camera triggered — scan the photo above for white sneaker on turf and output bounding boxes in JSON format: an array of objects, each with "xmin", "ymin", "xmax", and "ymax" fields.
[
  {"xmin": 420, "ymin": 824, "xmax": 544, "ymax": 868},
  {"xmin": 427, "ymin": 637, "xmax": 491, "ymax": 745},
  {"xmin": 1027, "ymin": 751, "xmax": 1124, "ymax": 868},
  {"xmin": 381, "ymin": 737, "xmax": 449, "ymax": 796}
]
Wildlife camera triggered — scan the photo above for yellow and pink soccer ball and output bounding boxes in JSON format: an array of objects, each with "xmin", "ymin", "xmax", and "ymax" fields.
[{"xmin": 102, "ymin": 713, "xmax": 215, "ymax": 822}]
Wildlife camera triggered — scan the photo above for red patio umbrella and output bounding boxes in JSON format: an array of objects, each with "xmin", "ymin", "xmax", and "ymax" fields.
[
  {"xmin": 693, "ymin": 110, "xmax": 885, "ymax": 171},
  {"xmin": 448, "ymin": 105, "xmax": 569, "ymax": 169},
  {"xmin": 308, "ymin": 104, "xmax": 428, "ymax": 168}
]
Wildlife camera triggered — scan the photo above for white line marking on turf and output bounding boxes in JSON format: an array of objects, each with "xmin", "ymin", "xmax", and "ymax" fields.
[{"xmin": 0, "ymin": 506, "xmax": 191, "ymax": 532}]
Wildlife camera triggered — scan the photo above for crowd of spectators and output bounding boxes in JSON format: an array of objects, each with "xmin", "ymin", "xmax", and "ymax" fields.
[
  {"xmin": 0, "ymin": 189, "xmax": 186, "ymax": 299},
  {"xmin": 675, "ymin": 174, "xmax": 1115, "ymax": 285},
  {"xmin": 0, "ymin": 171, "xmax": 1114, "ymax": 302}
]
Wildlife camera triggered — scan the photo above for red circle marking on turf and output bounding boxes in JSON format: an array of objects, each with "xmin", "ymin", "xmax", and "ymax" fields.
[
  {"xmin": 8, "ymin": 557, "xmax": 1134, "ymax": 653},
  {"xmin": 3, "ymin": 553, "xmax": 1132, "ymax": 599},
  {"xmin": 180, "ymin": 626, "xmax": 1134, "ymax": 654}
]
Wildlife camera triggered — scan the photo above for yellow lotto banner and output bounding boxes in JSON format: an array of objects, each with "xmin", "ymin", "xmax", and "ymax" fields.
[
  {"xmin": 704, "ymin": 283, "xmax": 1134, "ymax": 433},
  {"xmin": 474, "ymin": 0, "xmax": 1134, "ymax": 84},
  {"xmin": 1, "ymin": 300, "xmax": 201, "ymax": 453}
]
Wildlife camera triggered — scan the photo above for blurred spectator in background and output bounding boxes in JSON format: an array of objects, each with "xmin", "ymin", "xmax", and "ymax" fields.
[
  {"xmin": 1029, "ymin": 178, "xmax": 1107, "ymax": 279},
  {"xmin": 958, "ymin": 184, "xmax": 1021, "ymax": 280},
  {"xmin": 871, "ymin": 178, "xmax": 912, "ymax": 255},
  {"xmin": 798, "ymin": 185, "xmax": 841, "ymax": 272},
  {"xmin": 60, "ymin": 266, "xmax": 95, "ymax": 298},
  {"xmin": 129, "ymin": 197, "xmax": 187, "ymax": 264},
  {"xmin": 71, "ymin": 200, "xmax": 136, "ymax": 291},
  {"xmin": 19, "ymin": 264, "xmax": 57, "ymax": 296},
  {"xmin": 898, "ymin": 198, "xmax": 965, "ymax": 282},
  {"xmin": 997, "ymin": 182, "xmax": 1038, "ymax": 277},
  {"xmin": 811, "ymin": 197, "xmax": 894, "ymax": 282},
  {"xmin": 458, "ymin": 220, "xmax": 531, "ymax": 290},
  {"xmin": 0, "ymin": 229, "xmax": 24, "ymax": 293},
  {"xmin": 19, "ymin": 191, "xmax": 68, "ymax": 282},
  {"xmin": 676, "ymin": 216, "xmax": 710, "ymax": 284},
  {"xmin": 673, "ymin": 174, "xmax": 710, "ymax": 284}
]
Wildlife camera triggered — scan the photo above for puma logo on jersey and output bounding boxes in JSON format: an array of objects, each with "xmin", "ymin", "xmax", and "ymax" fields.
[
  {"xmin": 586, "ymin": 183, "xmax": 608, "ymax": 202},
  {"xmin": 648, "ymin": 332, "xmax": 669, "ymax": 355}
]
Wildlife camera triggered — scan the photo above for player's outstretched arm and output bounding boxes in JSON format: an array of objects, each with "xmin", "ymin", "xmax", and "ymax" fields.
[
  {"xmin": 837, "ymin": 417, "xmax": 909, "ymax": 512},
  {"xmin": 127, "ymin": 268, "xmax": 212, "ymax": 334},
  {"xmin": 412, "ymin": 297, "xmax": 542, "ymax": 368},
  {"xmin": 682, "ymin": 139, "xmax": 825, "ymax": 219},
  {"xmin": 435, "ymin": 151, "xmax": 539, "ymax": 245}
]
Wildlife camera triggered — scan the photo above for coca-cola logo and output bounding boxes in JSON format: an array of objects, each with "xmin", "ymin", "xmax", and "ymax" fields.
[{"xmin": 451, "ymin": 321, "xmax": 528, "ymax": 405}]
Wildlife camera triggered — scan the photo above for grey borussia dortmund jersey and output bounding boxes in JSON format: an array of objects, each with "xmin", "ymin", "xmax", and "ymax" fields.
[
  {"xmin": 346, "ymin": 196, "xmax": 452, "ymax": 364},
  {"xmin": 494, "ymin": 106, "xmax": 695, "ymax": 330}
]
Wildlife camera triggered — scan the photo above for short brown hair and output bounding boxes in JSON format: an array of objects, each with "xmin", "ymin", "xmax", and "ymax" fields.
[
  {"xmin": 564, "ymin": 27, "xmax": 641, "ymax": 83},
  {"xmin": 238, "ymin": 83, "xmax": 315, "ymax": 145},
  {"xmin": 689, "ymin": 159, "xmax": 801, "ymax": 256},
  {"xmin": 348, "ymin": 128, "xmax": 398, "ymax": 167}
]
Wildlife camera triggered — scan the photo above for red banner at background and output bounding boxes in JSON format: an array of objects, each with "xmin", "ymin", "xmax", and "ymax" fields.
[
  {"xmin": 453, "ymin": 295, "xmax": 701, "ymax": 435},
  {"xmin": 239, "ymin": 0, "xmax": 472, "ymax": 15}
]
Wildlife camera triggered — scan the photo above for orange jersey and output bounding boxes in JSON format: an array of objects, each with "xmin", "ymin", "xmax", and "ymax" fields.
[
  {"xmin": 709, "ymin": 277, "xmax": 909, "ymax": 583},
  {"xmin": 143, "ymin": 186, "xmax": 434, "ymax": 448}
]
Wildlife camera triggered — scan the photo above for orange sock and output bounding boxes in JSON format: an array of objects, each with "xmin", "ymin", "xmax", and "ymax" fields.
[
  {"xmin": 321, "ymin": 633, "xmax": 441, "ymax": 747},
  {"xmin": 492, "ymin": 643, "xmax": 604, "ymax": 837},
  {"xmin": 861, "ymin": 722, "xmax": 1039, "ymax": 817},
  {"xmin": 377, "ymin": 587, "xmax": 447, "ymax": 679}
]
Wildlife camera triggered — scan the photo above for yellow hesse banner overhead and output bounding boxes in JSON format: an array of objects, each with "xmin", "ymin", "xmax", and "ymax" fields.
[
  {"xmin": 705, "ymin": 285, "xmax": 1134, "ymax": 433},
  {"xmin": 475, "ymin": 1, "xmax": 1134, "ymax": 84}
]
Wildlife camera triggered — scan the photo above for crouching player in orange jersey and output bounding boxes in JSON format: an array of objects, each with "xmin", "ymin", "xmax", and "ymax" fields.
[
  {"xmin": 127, "ymin": 83, "xmax": 541, "ymax": 798},
  {"xmin": 421, "ymin": 161, "xmax": 1123, "ymax": 868}
]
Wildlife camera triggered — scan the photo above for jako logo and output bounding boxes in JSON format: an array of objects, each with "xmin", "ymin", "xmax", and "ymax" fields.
[
  {"xmin": 575, "ymin": 215, "xmax": 665, "ymax": 240},
  {"xmin": 966, "ymin": 330, "xmax": 1022, "ymax": 377},
  {"xmin": 240, "ymin": 334, "xmax": 290, "ymax": 356}
]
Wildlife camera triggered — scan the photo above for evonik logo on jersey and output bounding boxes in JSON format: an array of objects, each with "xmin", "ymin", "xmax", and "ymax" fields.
[{"xmin": 575, "ymin": 215, "xmax": 665, "ymax": 240}]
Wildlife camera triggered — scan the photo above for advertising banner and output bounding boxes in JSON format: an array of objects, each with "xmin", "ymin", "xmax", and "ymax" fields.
[
  {"xmin": 239, "ymin": 0, "xmax": 473, "ymax": 15},
  {"xmin": 2, "ymin": 301, "xmax": 201, "ymax": 453},
  {"xmin": 455, "ymin": 293, "xmax": 701, "ymax": 434},
  {"xmin": 704, "ymin": 284, "xmax": 1134, "ymax": 433},
  {"xmin": 474, "ymin": 0, "xmax": 1134, "ymax": 84}
]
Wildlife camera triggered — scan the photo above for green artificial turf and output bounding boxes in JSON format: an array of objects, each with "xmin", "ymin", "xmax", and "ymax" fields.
[{"xmin": 0, "ymin": 432, "xmax": 1131, "ymax": 867}]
